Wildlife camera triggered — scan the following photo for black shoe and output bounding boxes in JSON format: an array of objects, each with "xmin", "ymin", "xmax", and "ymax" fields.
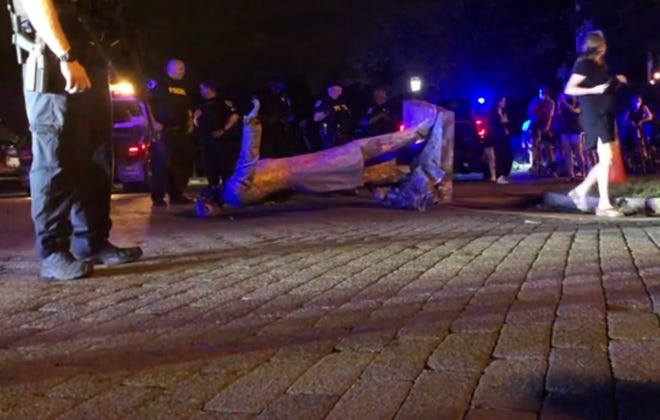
[
  {"xmin": 81, "ymin": 243, "xmax": 143, "ymax": 266},
  {"xmin": 169, "ymin": 196, "xmax": 194, "ymax": 205},
  {"xmin": 41, "ymin": 252, "xmax": 94, "ymax": 280}
]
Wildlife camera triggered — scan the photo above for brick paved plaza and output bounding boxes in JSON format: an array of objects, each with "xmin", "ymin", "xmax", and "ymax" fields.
[{"xmin": 0, "ymin": 185, "xmax": 659, "ymax": 419}]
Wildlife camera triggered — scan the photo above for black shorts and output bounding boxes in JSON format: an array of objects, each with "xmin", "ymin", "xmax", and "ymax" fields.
[
  {"xmin": 531, "ymin": 123, "xmax": 553, "ymax": 144},
  {"xmin": 581, "ymin": 113, "xmax": 615, "ymax": 151}
]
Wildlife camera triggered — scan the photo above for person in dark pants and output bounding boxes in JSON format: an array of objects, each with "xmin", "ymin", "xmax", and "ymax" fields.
[
  {"xmin": 313, "ymin": 80, "xmax": 352, "ymax": 150},
  {"xmin": 148, "ymin": 59, "xmax": 194, "ymax": 207},
  {"xmin": 10, "ymin": 0, "xmax": 142, "ymax": 280},
  {"xmin": 260, "ymin": 77, "xmax": 295, "ymax": 158},
  {"xmin": 488, "ymin": 95, "xmax": 512, "ymax": 184},
  {"xmin": 622, "ymin": 94, "xmax": 654, "ymax": 146},
  {"xmin": 528, "ymin": 86, "xmax": 556, "ymax": 175},
  {"xmin": 557, "ymin": 93, "xmax": 585, "ymax": 180},
  {"xmin": 193, "ymin": 81, "xmax": 241, "ymax": 187}
]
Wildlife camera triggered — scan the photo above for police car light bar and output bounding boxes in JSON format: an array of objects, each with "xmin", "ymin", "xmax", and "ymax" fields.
[{"xmin": 110, "ymin": 81, "xmax": 135, "ymax": 96}]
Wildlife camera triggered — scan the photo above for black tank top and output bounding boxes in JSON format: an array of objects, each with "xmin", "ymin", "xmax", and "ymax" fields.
[{"xmin": 629, "ymin": 107, "xmax": 645, "ymax": 125}]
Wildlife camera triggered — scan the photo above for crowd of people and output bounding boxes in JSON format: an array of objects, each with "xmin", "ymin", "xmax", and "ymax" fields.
[
  {"xmin": 8, "ymin": 0, "xmax": 656, "ymax": 280},
  {"xmin": 526, "ymin": 86, "xmax": 655, "ymax": 181},
  {"xmin": 147, "ymin": 52, "xmax": 659, "ymax": 209},
  {"xmin": 479, "ymin": 82, "xmax": 656, "ymax": 187},
  {"xmin": 146, "ymin": 60, "xmax": 403, "ymax": 206}
]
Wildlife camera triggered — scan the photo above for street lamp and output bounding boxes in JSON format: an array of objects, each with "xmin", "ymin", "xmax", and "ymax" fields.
[{"xmin": 410, "ymin": 76, "xmax": 422, "ymax": 93}]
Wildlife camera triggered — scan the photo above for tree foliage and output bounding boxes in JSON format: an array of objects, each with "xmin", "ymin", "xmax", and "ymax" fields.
[
  {"xmin": 346, "ymin": 0, "xmax": 577, "ymax": 98},
  {"xmin": 1, "ymin": 0, "xmax": 659, "ymax": 130}
]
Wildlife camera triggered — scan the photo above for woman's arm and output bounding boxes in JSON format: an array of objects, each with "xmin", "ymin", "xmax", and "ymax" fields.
[
  {"xmin": 642, "ymin": 105, "xmax": 654, "ymax": 124},
  {"xmin": 500, "ymin": 109, "xmax": 509, "ymax": 124},
  {"xmin": 564, "ymin": 73, "xmax": 609, "ymax": 96}
]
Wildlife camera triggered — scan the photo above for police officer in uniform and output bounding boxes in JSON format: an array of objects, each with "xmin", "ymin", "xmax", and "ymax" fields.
[
  {"xmin": 260, "ymin": 76, "xmax": 295, "ymax": 158},
  {"xmin": 193, "ymin": 81, "xmax": 241, "ymax": 187},
  {"xmin": 8, "ymin": 0, "xmax": 142, "ymax": 280},
  {"xmin": 313, "ymin": 80, "xmax": 352, "ymax": 150},
  {"xmin": 149, "ymin": 59, "xmax": 194, "ymax": 206},
  {"xmin": 362, "ymin": 86, "xmax": 397, "ymax": 136}
]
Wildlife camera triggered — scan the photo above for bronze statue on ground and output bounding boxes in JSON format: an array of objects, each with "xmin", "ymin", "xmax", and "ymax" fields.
[{"xmin": 195, "ymin": 99, "xmax": 455, "ymax": 216}]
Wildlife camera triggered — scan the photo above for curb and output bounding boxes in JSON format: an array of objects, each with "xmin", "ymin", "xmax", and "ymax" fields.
[
  {"xmin": 616, "ymin": 196, "xmax": 660, "ymax": 216},
  {"xmin": 543, "ymin": 191, "xmax": 660, "ymax": 217}
]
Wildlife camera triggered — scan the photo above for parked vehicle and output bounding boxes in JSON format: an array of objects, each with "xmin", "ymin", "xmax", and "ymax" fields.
[
  {"xmin": 15, "ymin": 81, "xmax": 155, "ymax": 192},
  {"xmin": 437, "ymin": 99, "xmax": 488, "ymax": 176},
  {"xmin": 109, "ymin": 81, "xmax": 154, "ymax": 192},
  {"xmin": 0, "ymin": 117, "xmax": 29, "ymax": 184}
]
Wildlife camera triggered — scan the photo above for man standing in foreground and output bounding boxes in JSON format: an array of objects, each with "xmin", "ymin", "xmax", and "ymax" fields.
[{"xmin": 10, "ymin": 0, "xmax": 142, "ymax": 280}]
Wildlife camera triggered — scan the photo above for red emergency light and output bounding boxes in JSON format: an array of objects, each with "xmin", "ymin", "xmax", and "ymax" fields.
[
  {"xmin": 127, "ymin": 143, "xmax": 147, "ymax": 157},
  {"xmin": 474, "ymin": 118, "xmax": 487, "ymax": 139}
]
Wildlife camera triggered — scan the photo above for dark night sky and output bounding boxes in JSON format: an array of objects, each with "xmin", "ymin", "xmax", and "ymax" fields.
[
  {"xmin": 125, "ymin": 0, "xmax": 659, "ymax": 88},
  {"xmin": 1, "ymin": 0, "xmax": 660, "ymax": 129}
]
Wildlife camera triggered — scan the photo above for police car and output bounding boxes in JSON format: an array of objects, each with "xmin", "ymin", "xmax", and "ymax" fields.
[
  {"xmin": 109, "ymin": 81, "xmax": 153, "ymax": 192},
  {"xmin": 0, "ymin": 117, "xmax": 27, "ymax": 182},
  {"xmin": 15, "ymin": 81, "xmax": 154, "ymax": 192}
]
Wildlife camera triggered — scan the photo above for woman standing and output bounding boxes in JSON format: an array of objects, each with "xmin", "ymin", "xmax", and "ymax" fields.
[
  {"xmin": 564, "ymin": 31, "xmax": 627, "ymax": 217},
  {"xmin": 487, "ymin": 96, "xmax": 512, "ymax": 184}
]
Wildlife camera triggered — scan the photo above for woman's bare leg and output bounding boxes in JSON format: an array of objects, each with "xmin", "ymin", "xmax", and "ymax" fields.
[
  {"xmin": 569, "ymin": 138, "xmax": 617, "ymax": 211},
  {"xmin": 486, "ymin": 147, "xmax": 496, "ymax": 181},
  {"xmin": 594, "ymin": 140, "xmax": 614, "ymax": 210},
  {"xmin": 575, "ymin": 138, "xmax": 586, "ymax": 177}
]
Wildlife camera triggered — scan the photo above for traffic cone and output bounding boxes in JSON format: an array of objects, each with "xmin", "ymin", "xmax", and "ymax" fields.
[{"xmin": 609, "ymin": 141, "xmax": 627, "ymax": 184}]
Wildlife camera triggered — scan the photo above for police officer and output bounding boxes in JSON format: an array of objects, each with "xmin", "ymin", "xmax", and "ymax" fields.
[
  {"xmin": 9, "ymin": 0, "xmax": 142, "ymax": 280},
  {"xmin": 313, "ymin": 80, "xmax": 352, "ymax": 150},
  {"xmin": 193, "ymin": 81, "xmax": 241, "ymax": 187},
  {"xmin": 362, "ymin": 86, "xmax": 397, "ymax": 136},
  {"xmin": 149, "ymin": 59, "xmax": 194, "ymax": 206},
  {"xmin": 260, "ymin": 76, "xmax": 295, "ymax": 158}
]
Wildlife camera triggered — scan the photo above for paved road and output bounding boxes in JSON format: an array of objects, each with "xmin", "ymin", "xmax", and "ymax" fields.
[{"xmin": 0, "ymin": 188, "xmax": 659, "ymax": 419}]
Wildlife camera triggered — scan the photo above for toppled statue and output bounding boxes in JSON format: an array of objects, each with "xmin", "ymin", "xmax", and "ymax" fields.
[{"xmin": 195, "ymin": 98, "xmax": 455, "ymax": 217}]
